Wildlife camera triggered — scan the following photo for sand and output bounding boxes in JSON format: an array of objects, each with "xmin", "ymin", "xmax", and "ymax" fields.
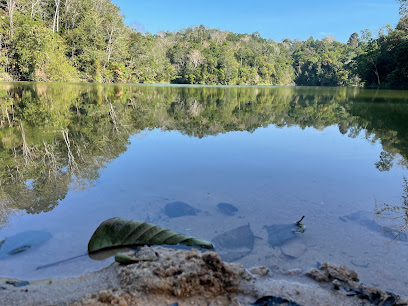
[{"xmin": 0, "ymin": 246, "xmax": 406, "ymax": 306}]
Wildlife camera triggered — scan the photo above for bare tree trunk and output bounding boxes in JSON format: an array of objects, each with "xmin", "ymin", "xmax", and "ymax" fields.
[
  {"xmin": 53, "ymin": 0, "xmax": 61, "ymax": 33},
  {"xmin": 64, "ymin": 0, "xmax": 70, "ymax": 30},
  {"xmin": 373, "ymin": 65, "xmax": 380, "ymax": 87},
  {"xmin": 109, "ymin": 100, "xmax": 119, "ymax": 132},
  {"xmin": 6, "ymin": 0, "xmax": 16, "ymax": 39},
  {"xmin": 62, "ymin": 129, "xmax": 79, "ymax": 173},
  {"xmin": 43, "ymin": 141, "xmax": 58, "ymax": 176},
  {"xmin": 104, "ymin": 13, "xmax": 124, "ymax": 68},
  {"xmin": 31, "ymin": 0, "xmax": 40, "ymax": 17},
  {"xmin": 106, "ymin": 28, "xmax": 114, "ymax": 66},
  {"xmin": 3, "ymin": 106, "xmax": 12, "ymax": 127},
  {"xmin": 20, "ymin": 122, "xmax": 32, "ymax": 163}
]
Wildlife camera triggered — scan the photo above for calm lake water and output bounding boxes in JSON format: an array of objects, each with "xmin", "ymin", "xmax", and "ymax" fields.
[{"xmin": 1, "ymin": 83, "xmax": 408, "ymax": 296}]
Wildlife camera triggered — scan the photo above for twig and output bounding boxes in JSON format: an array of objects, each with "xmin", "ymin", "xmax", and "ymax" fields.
[{"xmin": 296, "ymin": 216, "xmax": 305, "ymax": 225}]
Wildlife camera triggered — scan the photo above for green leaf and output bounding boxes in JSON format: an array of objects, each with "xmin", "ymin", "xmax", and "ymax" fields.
[{"xmin": 88, "ymin": 217, "xmax": 214, "ymax": 252}]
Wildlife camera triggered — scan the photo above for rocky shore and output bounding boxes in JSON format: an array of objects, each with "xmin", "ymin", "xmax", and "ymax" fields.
[{"xmin": 1, "ymin": 246, "xmax": 406, "ymax": 306}]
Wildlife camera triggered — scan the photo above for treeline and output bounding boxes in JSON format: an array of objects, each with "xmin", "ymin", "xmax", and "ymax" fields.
[{"xmin": 0, "ymin": 0, "xmax": 407, "ymax": 87}]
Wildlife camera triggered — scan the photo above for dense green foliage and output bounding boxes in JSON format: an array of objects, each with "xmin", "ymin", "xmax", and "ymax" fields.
[
  {"xmin": 0, "ymin": 0, "xmax": 407, "ymax": 87},
  {"xmin": 354, "ymin": 17, "xmax": 408, "ymax": 88}
]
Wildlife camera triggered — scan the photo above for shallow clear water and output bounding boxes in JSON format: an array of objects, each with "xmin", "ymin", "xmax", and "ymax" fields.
[{"xmin": 1, "ymin": 83, "xmax": 408, "ymax": 296}]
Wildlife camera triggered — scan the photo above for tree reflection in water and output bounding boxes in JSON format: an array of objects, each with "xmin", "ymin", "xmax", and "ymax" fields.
[
  {"xmin": 0, "ymin": 83, "xmax": 407, "ymax": 228},
  {"xmin": 375, "ymin": 177, "xmax": 408, "ymax": 240}
]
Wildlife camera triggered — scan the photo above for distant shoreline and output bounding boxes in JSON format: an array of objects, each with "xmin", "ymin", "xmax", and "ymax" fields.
[{"xmin": 2, "ymin": 80, "xmax": 407, "ymax": 91}]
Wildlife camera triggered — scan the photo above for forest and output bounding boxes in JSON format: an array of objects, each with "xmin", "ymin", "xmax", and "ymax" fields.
[{"xmin": 0, "ymin": 0, "xmax": 407, "ymax": 88}]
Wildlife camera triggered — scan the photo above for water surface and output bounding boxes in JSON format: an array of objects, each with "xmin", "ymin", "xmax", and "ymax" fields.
[{"xmin": 0, "ymin": 83, "xmax": 408, "ymax": 296}]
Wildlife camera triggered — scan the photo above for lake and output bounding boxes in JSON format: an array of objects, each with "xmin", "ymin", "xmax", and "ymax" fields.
[{"xmin": 0, "ymin": 83, "xmax": 408, "ymax": 296}]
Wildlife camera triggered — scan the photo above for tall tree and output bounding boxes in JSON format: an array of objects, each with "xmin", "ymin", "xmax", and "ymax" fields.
[
  {"xmin": 52, "ymin": 0, "xmax": 61, "ymax": 33},
  {"xmin": 5, "ymin": 0, "xmax": 17, "ymax": 39}
]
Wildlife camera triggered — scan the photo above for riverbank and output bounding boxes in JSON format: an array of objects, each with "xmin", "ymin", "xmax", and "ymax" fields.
[{"xmin": 0, "ymin": 246, "xmax": 405, "ymax": 306}]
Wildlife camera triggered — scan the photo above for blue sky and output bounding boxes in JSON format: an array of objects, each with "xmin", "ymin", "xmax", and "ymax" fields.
[{"xmin": 112, "ymin": 0, "xmax": 401, "ymax": 42}]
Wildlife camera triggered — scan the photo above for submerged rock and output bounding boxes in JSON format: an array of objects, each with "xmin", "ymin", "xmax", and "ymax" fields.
[
  {"xmin": 5, "ymin": 280, "xmax": 30, "ymax": 287},
  {"xmin": 350, "ymin": 259, "xmax": 369, "ymax": 268},
  {"xmin": 280, "ymin": 240, "xmax": 307, "ymax": 259},
  {"xmin": 164, "ymin": 202, "xmax": 197, "ymax": 218},
  {"xmin": 339, "ymin": 211, "xmax": 382, "ymax": 232},
  {"xmin": 339, "ymin": 211, "xmax": 408, "ymax": 242},
  {"xmin": 217, "ymin": 203, "xmax": 239, "ymax": 216},
  {"xmin": 212, "ymin": 224, "xmax": 254, "ymax": 262},
  {"xmin": 382, "ymin": 226, "xmax": 408, "ymax": 242},
  {"xmin": 253, "ymin": 295, "xmax": 300, "ymax": 306},
  {"xmin": 0, "ymin": 230, "xmax": 51, "ymax": 259},
  {"xmin": 264, "ymin": 223, "xmax": 301, "ymax": 247}
]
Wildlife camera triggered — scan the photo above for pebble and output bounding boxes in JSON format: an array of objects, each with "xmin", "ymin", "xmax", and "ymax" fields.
[
  {"xmin": 280, "ymin": 240, "xmax": 307, "ymax": 259},
  {"xmin": 250, "ymin": 266, "xmax": 270, "ymax": 277},
  {"xmin": 164, "ymin": 202, "xmax": 197, "ymax": 218},
  {"xmin": 350, "ymin": 259, "xmax": 369, "ymax": 268},
  {"xmin": 217, "ymin": 203, "xmax": 239, "ymax": 216},
  {"xmin": 287, "ymin": 269, "xmax": 302, "ymax": 275}
]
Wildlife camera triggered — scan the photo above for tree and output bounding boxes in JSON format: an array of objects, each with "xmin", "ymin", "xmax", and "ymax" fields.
[
  {"xmin": 217, "ymin": 45, "xmax": 238, "ymax": 84},
  {"xmin": 52, "ymin": 0, "xmax": 61, "ymax": 33},
  {"xmin": 356, "ymin": 41, "xmax": 382, "ymax": 87},
  {"xmin": 103, "ymin": 6, "xmax": 125, "ymax": 66},
  {"xmin": 397, "ymin": 0, "xmax": 408, "ymax": 15},
  {"xmin": 11, "ymin": 14, "xmax": 77, "ymax": 81},
  {"xmin": 4, "ymin": 0, "xmax": 17, "ymax": 39},
  {"xmin": 29, "ymin": 0, "xmax": 41, "ymax": 18},
  {"xmin": 347, "ymin": 32, "xmax": 360, "ymax": 48}
]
